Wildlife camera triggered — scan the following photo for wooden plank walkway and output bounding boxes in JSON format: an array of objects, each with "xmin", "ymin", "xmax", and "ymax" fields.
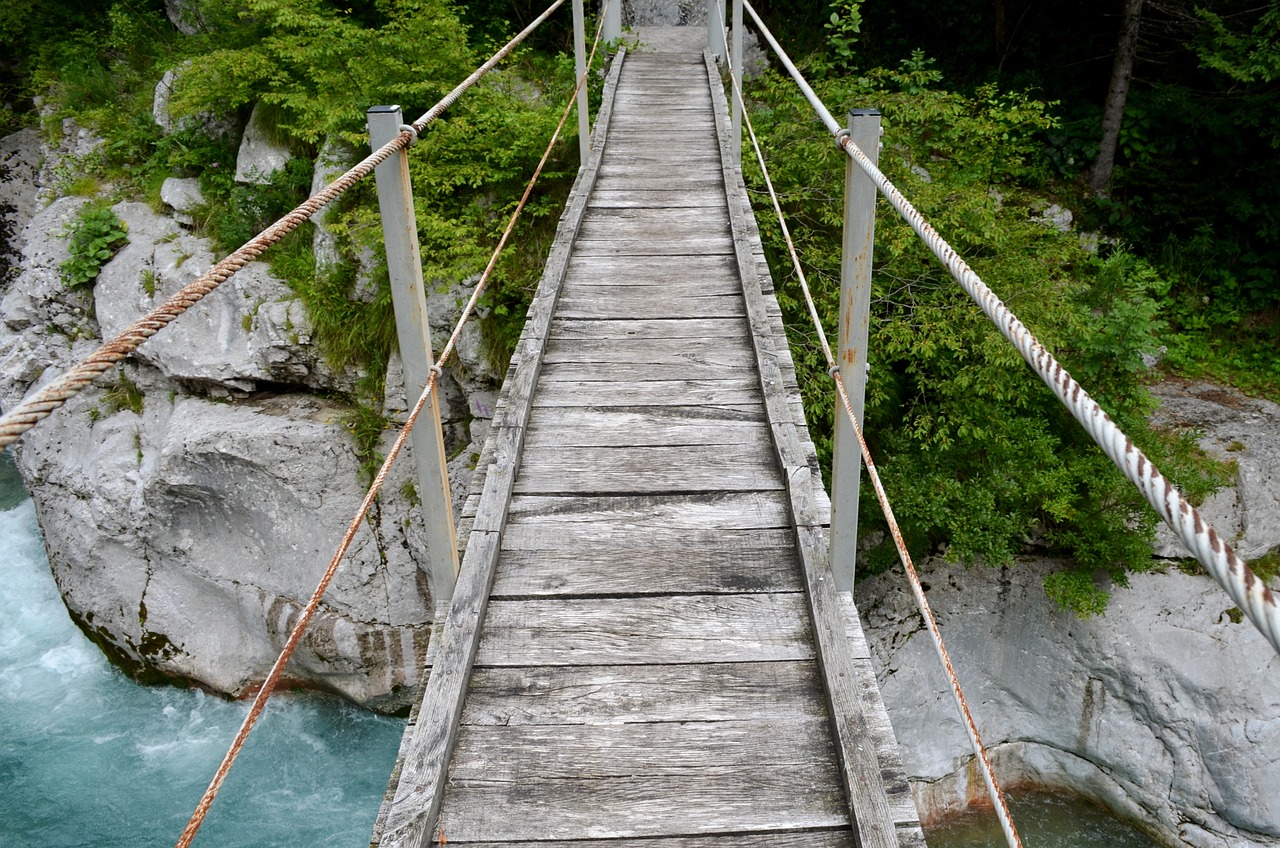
[{"xmin": 371, "ymin": 47, "xmax": 924, "ymax": 848}]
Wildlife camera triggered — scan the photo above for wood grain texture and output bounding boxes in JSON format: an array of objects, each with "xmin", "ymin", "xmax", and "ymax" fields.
[
  {"xmin": 504, "ymin": 491, "xmax": 793, "ymax": 530},
  {"xmin": 435, "ymin": 769, "xmax": 849, "ymax": 842},
  {"xmin": 461, "ymin": 661, "xmax": 826, "ymax": 725},
  {"xmin": 522, "ymin": 404, "xmax": 764, "ymax": 446},
  {"xmin": 491, "ymin": 531, "xmax": 802, "ymax": 597},
  {"xmin": 548, "ymin": 317, "xmax": 747, "ymax": 340},
  {"xmin": 475, "ymin": 593, "xmax": 815, "ymax": 666},
  {"xmin": 514, "ymin": 441, "xmax": 782, "ymax": 494}
]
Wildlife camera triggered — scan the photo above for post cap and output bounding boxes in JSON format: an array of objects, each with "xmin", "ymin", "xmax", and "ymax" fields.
[
  {"xmin": 848, "ymin": 108, "xmax": 881, "ymax": 118},
  {"xmin": 367, "ymin": 104, "xmax": 402, "ymax": 115}
]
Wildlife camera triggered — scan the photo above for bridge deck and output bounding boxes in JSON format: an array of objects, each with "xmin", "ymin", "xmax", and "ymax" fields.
[{"xmin": 373, "ymin": 48, "xmax": 923, "ymax": 848}]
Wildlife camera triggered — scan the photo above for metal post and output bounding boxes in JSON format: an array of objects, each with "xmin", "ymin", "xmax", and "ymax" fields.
[
  {"xmin": 367, "ymin": 105, "xmax": 459, "ymax": 612},
  {"xmin": 830, "ymin": 109, "xmax": 881, "ymax": 593},
  {"xmin": 730, "ymin": 0, "xmax": 743, "ymax": 164},
  {"xmin": 572, "ymin": 0, "xmax": 590, "ymax": 165},
  {"xmin": 706, "ymin": 0, "xmax": 726, "ymax": 61},
  {"xmin": 602, "ymin": 0, "xmax": 621, "ymax": 44}
]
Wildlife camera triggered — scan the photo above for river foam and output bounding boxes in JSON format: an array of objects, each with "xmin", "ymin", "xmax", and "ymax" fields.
[{"xmin": 0, "ymin": 452, "xmax": 404, "ymax": 847}]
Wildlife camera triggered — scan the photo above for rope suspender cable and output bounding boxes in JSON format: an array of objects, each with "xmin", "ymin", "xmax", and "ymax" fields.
[
  {"xmin": 0, "ymin": 0, "xmax": 568, "ymax": 451},
  {"xmin": 739, "ymin": 0, "xmax": 1280, "ymax": 657},
  {"xmin": 714, "ymin": 6, "xmax": 1024, "ymax": 848},
  {"xmin": 172, "ymin": 5, "xmax": 610, "ymax": 847}
]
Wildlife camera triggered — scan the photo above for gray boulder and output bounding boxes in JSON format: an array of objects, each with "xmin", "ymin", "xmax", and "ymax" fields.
[
  {"xmin": 159, "ymin": 176, "xmax": 204, "ymax": 226},
  {"xmin": 0, "ymin": 129, "xmax": 44, "ymax": 267},
  {"xmin": 856, "ymin": 557, "xmax": 1280, "ymax": 848},
  {"xmin": 235, "ymin": 103, "xmax": 293, "ymax": 185},
  {"xmin": 17, "ymin": 384, "xmax": 436, "ymax": 711},
  {"xmin": 93, "ymin": 201, "xmax": 355, "ymax": 394},
  {"xmin": 1149, "ymin": 380, "xmax": 1280, "ymax": 562}
]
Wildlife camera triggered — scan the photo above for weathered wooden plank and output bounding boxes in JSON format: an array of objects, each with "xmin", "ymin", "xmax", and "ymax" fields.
[
  {"xmin": 592, "ymin": 175, "xmax": 726, "ymax": 193},
  {"xmin": 435, "ymin": 768, "xmax": 849, "ymax": 842},
  {"xmin": 532, "ymin": 378, "xmax": 761, "ymax": 408},
  {"xmin": 549, "ymin": 317, "xmax": 747, "ymax": 340},
  {"xmin": 540, "ymin": 339, "xmax": 756, "ymax": 366},
  {"xmin": 555, "ymin": 292, "xmax": 745, "ymax": 319},
  {"xmin": 523, "ymin": 403, "xmax": 764, "ymax": 446},
  {"xmin": 589, "ymin": 188, "xmax": 727, "ymax": 208},
  {"xmin": 449, "ymin": 716, "xmax": 840, "ymax": 779},
  {"xmin": 492, "ymin": 532, "xmax": 802, "ymax": 597},
  {"xmin": 475, "ymin": 593, "xmax": 814, "ymax": 666},
  {"xmin": 461, "ymin": 661, "xmax": 826, "ymax": 725},
  {"xmin": 504, "ymin": 491, "xmax": 793, "ymax": 530},
  {"xmin": 533, "ymin": 357, "xmax": 748, "ymax": 382},
  {"xmin": 514, "ymin": 441, "xmax": 782, "ymax": 494},
  {"xmin": 564, "ymin": 253, "xmax": 737, "ymax": 279},
  {"xmin": 575, "ymin": 218, "xmax": 732, "ymax": 242},
  {"xmin": 571, "ymin": 238, "xmax": 734, "ymax": 257},
  {"xmin": 580, "ymin": 207, "xmax": 729, "ymax": 227},
  {"xmin": 450, "ymin": 832, "xmax": 856, "ymax": 848}
]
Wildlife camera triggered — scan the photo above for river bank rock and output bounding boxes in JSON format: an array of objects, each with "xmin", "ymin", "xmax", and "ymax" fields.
[
  {"xmin": 0, "ymin": 125, "xmax": 500, "ymax": 712},
  {"xmin": 856, "ymin": 376, "xmax": 1280, "ymax": 847}
]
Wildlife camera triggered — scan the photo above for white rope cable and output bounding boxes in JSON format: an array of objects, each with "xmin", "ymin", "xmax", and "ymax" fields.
[
  {"xmin": 715, "ymin": 7, "xmax": 1024, "ymax": 848},
  {"xmin": 740, "ymin": 0, "xmax": 1280, "ymax": 657}
]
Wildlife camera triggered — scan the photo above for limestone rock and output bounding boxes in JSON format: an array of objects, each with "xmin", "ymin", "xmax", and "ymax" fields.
[
  {"xmin": 0, "ymin": 196, "xmax": 97, "ymax": 342},
  {"xmin": 164, "ymin": 0, "xmax": 207, "ymax": 35},
  {"xmin": 855, "ymin": 556, "xmax": 1280, "ymax": 847},
  {"xmin": 92, "ymin": 201, "xmax": 355, "ymax": 394},
  {"xmin": 312, "ymin": 137, "xmax": 354, "ymax": 274},
  {"xmin": 152, "ymin": 66, "xmax": 242, "ymax": 144},
  {"xmin": 1149, "ymin": 380, "xmax": 1280, "ymax": 562},
  {"xmin": 159, "ymin": 176, "xmax": 203, "ymax": 226},
  {"xmin": 1032, "ymin": 202, "xmax": 1074, "ymax": 233},
  {"xmin": 0, "ymin": 129, "xmax": 44, "ymax": 269},
  {"xmin": 16, "ymin": 385, "xmax": 436, "ymax": 711},
  {"xmin": 235, "ymin": 103, "xmax": 293, "ymax": 185}
]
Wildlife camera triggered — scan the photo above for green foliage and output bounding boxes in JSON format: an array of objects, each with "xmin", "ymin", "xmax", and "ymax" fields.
[
  {"xmin": 61, "ymin": 204, "xmax": 129, "ymax": 288},
  {"xmin": 102, "ymin": 372, "xmax": 145, "ymax": 416},
  {"xmin": 743, "ymin": 56, "xmax": 1222, "ymax": 613}
]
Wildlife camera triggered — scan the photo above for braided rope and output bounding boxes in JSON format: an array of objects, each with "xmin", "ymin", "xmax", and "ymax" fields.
[
  {"xmin": 0, "ymin": 0, "xmax": 568, "ymax": 451},
  {"xmin": 718, "ymin": 7, "xmax": 1023, "ymax": 848},
  {"xmin": 173, "ymin": 6, "xmax": 607, "ymax": 846},
  {"xmin": 739, "ymin": 0, "xmax": 1280, "ymax": 658}
]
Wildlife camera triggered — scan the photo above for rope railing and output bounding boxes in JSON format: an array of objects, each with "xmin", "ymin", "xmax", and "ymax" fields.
[
  {"xmin": 0, "ymin": 0, "xmax": 569, "ymax": 451},
  {"xmin": 171, "ymin": 4, "xmax": 611, "ymax": 846},
  {"xmin": 712, "ymin": 6, "xmax": 1023, "ymax": 848},
  {"xmin": 736, "ymin": 0, "xmax": 1280, "ymax": 658}
]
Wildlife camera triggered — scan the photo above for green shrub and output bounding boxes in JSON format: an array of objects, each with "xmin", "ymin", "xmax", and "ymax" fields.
[
  {"xmin": 61, "ymin": 204, "xmax": 128, "ymax": 288},
  {"xmin": 743, "ymin": 55, "xmax": 1223, "ymax": 614}
]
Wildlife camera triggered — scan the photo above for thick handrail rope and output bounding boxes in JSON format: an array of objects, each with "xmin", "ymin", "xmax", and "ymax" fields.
[
  {"xmin": 740, "ymin": 0, "xmax": 1280, "ymax": 657},
  {"xmin": 0, "ymin": 0, "xmax": 568, "ymax": 451},
  {"xmin": 715, "ymin": 7, "xmax": 1023, "ymax": 848},
  {"xmin": 172, "ymin": 8, "xmax": 611, "ymax": 847}
]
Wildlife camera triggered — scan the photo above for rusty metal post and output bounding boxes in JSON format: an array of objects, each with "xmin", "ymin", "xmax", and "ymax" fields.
[
  {"xmin": 707, "ymin": 0, "xmax": 726, "ymax": 60},
  {"xmin": 573, "ymin": 0, "xmax": 591, "ymax": 164},
  {"xmin": 731, "ymin": 0, "xmax": 742, "ymax": 164},
  {"xmin": 830, "ymin": 108, "xmax": 880, "ymax": 592},
  {"xmin": 367, "ymin": 105, "xmax": 459, "ymax": 612},
  {"xmin": 602, "ymin": 0, "xmax": 621, "ymax": 44}
]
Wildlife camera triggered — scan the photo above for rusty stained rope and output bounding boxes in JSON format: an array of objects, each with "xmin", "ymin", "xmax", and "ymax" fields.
[
  {"xmin": 0, "ymin": 0, "xmax": 569, "ymax": 451},
  {"xmin": 173, "ymin": 7, "xmax": 611, "ymax": 848},
  {"xmin": 738, "ymin": 0, "xmax": 1280, "ymax": 657},
  {"xmin": 715, "ymin": 12, "xmax": 1025, "ymax": 848}
]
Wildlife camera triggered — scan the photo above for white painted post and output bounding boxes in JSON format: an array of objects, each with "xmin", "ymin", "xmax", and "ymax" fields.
[
  {"xmin": 367, "ymin": 105, "xmax": 459, "ymax": 612},
  {"xmin": 706, "ymin": 0, "xmax": 726, "ymax": 61},
  {"xmin": 731, "ymin": 0, "xmax": 743, "ymax": 164},
  {"xmin": 602, "ymin": 0, "xmax": 621, "ymax": 44},
  {"xmin": 830, "ymin": 108, "xmax": 881, "ymax": 593},
  {"xmin": 572, "ymin": 0, "xmax": 591, "ymax": 165}
]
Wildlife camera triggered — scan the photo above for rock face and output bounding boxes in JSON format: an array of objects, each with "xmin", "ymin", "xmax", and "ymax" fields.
[
  {"xmin": 0, "ymin": 125, "xmax": 501, "ymax": 712},
  {"xmin": 235, "ymin": 103, "xmax": 293, "ymax": 185},
  {"xmin": 856, "ymin": 382, "xmax": 1280, "ymax": 847}
]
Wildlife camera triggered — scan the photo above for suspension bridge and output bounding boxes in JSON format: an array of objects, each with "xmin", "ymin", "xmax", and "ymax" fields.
[{"xmin": 0, "ymin": 2, "xmax": 1275, "ymax": 848}]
